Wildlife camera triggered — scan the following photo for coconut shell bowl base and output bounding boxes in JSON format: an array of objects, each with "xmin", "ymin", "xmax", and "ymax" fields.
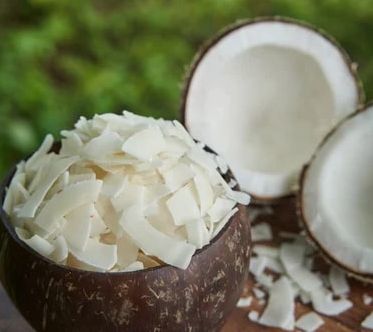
[{"xmin": 0, "ymin": 196, "xmax": 370, "ymax": 331}]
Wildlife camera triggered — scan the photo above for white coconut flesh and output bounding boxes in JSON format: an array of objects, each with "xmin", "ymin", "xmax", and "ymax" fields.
[
  {"xmin": 184, "ymin": 19, "xmax": 360, "ymax": 198},
  {"xmin": 301, "ymin": 106, "xmax": 373, "ymax": 276}
]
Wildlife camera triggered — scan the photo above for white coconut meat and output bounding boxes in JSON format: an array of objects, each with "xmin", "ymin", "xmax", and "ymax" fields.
[
  {"xmin": 184, "ymin": 18, "xmax": 361, "ymax": 198},
  {"xmin": 300, "ymin": 105, "xmax": 373, "ymax": 277}
]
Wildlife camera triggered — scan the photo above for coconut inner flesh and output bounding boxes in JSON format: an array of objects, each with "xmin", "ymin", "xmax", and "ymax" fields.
[
  {"xmin": 193, "ymin": 45, "xmax": 334, "ymax": 174},
  {"xmin": 302, "ymin": 107, "xmax": 373, "ymax": 273}
]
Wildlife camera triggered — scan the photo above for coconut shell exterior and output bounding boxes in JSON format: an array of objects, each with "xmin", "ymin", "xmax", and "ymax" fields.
[
  {"xmin": 297, "ymin": 103, "xmax": 373, "ymax": 283},
  {"xmin": 180, "ymin": 16, "xmax": 365, "ymax": 203},
  {"xmin": 0, "ymin": 163, "xmax": 251, "ymax": 331}
]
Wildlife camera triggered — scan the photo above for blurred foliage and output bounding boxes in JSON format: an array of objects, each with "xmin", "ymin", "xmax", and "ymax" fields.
[{"xmin": 0, "ymin": 0, "xmax": 372, "ymax": 176}]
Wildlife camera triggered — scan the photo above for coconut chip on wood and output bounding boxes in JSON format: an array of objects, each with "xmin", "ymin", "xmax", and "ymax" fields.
[{"xmin": 3, "ymin": 112, "xmax": 249, "ymax": 272}]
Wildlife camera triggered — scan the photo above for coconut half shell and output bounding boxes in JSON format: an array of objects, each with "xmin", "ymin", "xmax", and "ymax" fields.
[
  {"xmin": 181, "ymin": 17, "xmax": 364, "ymax": 200},
  {"xmin": 298, "ymin": 103, "xmax": 373, "ymax": 282},
  {"xmin": 0, "ymin": 159, "xmax": 251, "ymax": 331}
]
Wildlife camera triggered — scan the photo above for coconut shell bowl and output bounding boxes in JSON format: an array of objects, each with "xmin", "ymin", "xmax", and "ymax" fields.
[{"xmin": 0, "ymin": 161, "xmax": 250, "ymax": 332}]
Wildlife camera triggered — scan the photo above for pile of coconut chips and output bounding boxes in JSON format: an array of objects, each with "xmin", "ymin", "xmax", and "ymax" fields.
[{"xmin": 2, "ymin": 111, "xmax": 250, "ymax": 272}]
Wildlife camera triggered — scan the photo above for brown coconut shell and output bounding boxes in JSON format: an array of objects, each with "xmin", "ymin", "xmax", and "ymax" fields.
[
  {"xmin": 0, "ymin": 147, "xmax": 251, "ymax": 331},
  {"xmin": 180, "ymin": 16, "xmax": 365, "ymax": 203},
  {"xmin": 297, "ymin": 102, "xmax": 373, "ymax": 283}
]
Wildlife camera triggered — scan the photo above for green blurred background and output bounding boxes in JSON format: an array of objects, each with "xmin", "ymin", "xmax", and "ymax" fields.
[{"xmin": 0, "ymin": 0, "xmax": 372, "ymax": 177}]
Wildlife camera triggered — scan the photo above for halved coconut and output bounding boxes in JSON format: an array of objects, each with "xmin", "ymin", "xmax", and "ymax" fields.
[
  {"xmin": 182, "ymin": 17, "xmax": 363, "ymax": 199},
  {"xmin": 299, "ymin": 104, "xmax": 373, "ymax": 281}
]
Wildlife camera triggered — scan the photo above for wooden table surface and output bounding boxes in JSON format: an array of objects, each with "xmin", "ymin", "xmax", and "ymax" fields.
[{"xmin": 1, "ymin": 197, "xmax": 372, "ymax": 331}]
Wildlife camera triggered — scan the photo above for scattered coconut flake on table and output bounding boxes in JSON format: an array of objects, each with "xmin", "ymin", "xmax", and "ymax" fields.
[
  {"xmin": 236, "ymin": 296, "xmax": 252, "ymax": 308},
  {"xmin": 2, "ymin": 112, "xmax": 249, "ymax": 272},
  {"xmin": 329, "ymin": 266, "xmax": 350, "ymax": 296},
  {"xmin": 295, "ymin": 312, "xmax": 324, "ymax": 332},
  {"xmin": 251, "ymin": 222, "xmax": 273, "ymax": 241},
  {"xmin": 364, "ymin": 294, "xmax": 373, "ymax": 306},
  {"xmin": 362, "ymin": 312, "xmax": 373, "ymax": 329},
  {"xmin": 259, "ymin": 276, "xmax": 295, "ymax": 330}
]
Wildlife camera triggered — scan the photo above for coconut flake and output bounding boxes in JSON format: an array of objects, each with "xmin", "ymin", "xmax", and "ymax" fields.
[
  {"xmin": 185, "ymin": 219, "xmax": 209, "ymax": 249},
  {"xmin": 207, "ymin": 197, "xmax": 236, "ymax": 223},
  {"xmin": 111, "ymin": 180, "xmax": 145, "ymax": 213},
  {"xmin": 251, "ymin": 222, "xmax": 273, "ymax": 241},
  {"xmin": 253, "ymin": 245, "xmax": 279, "ymax": 258},
  {"xmin": 259, "ymin": 276, "xmax": 295, "ymax": 330},
  {"xmin": 70, "ymin": 238, "xmax": 117, "ymax": 271},
  {"xmin": 212, "ymin": 207, "xmax": 238, "ymax": 238},
  {"xmin": 25, "ymin": 134, "xmax": 54, "ymax": 171},
  {"xmin": 280, "ymin": 242, "xmax": 306, "ymax": 272},
  {"xmin": 101, "ymin": 173, "xmax": 126, "ymax": 197},
  {"xmin": 34, "ymin": 180, "xmax": 102, "ymax": 232},
  {"xmin": 249, "ymin": 256, "xmax": 267, "ymax": 277},
  {"xmin": 17, "ymin": 156, "xmax": 79, "ymax": 218},
  {"xmin": 160, "ymin": 162, "xmax": 195, "ymax": 192},
  {"xmin": 329, "ymin": 266, "xmax": 350, "ymax": 296},
  {"xmin": 63, "ymin": 205, "xmax": 92, "ymax": 251},
  {"xmin": 16, "ymin": 229, "xmax": 55, "ymax": 257},
  {"xmin": 287, "ymin": 266, "xmax": 322, "ymax": 293},
  {"xmin": 253, "ymin": 287, "xmax": 266, "ymax": 299},
  {"xmin": 120, "ymin": 261, "xmax": 144, "ymax": 272},
  {"xmin": 166, "ymin": 183, "xmax": 200, "ymax": 226},
  {"xmin": 191, "ymin": 165, "xmax": 214, "ymax": 215},
  {"xmin": 295, "ymin": 312, "xmax": 324, "ymax": 332},
  {"xmin": 236, "ymin": 296, "xmax": 252, "ymax": 308},
  {"xmin": 119, "ymin": 205, "xmax": 196, "ymax": 269},
  {"xmin": 363, "ymin": 294, "xmax": 373, "ymax": 306},
  {"xmin": 51, "ymin": 236, "xmax": 69, "ymax": 262},
  {"xmin": 117, "ymin": 233, "xmax": 139, "ymax": 267},
  {"xmin": 248, "ymin": 310, "xmax": 259, "ymax": 322},
  {"xmin": 256, "ymin": 274, "xmax": 274, "ymax": 290},
  {"xmin": 122, "ymin": 126, "xmax": 165, "ymax": 161},
  {"xmin": 311, "ymin": 287, "xmax": 352, "ymax": 316},
  {"xmin": 362, "ymin": 312, "xmax": 373, "ymax": 329}
]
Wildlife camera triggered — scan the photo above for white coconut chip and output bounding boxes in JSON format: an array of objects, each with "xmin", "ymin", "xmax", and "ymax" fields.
[
  {"xmin": 51, "ymin": 236, "xmax": 69, "ymax": 263},
  {"xmin": 17, "ymin": 156, "xmax": 79, "ymax": 218},
  {"xmin": 249, "ymin": 256, "xmax": 267, "ymax": 277},
  {"xmin": 101, "ymin": 173, "xmax": 127, "ymax": 197},
  {"xmin": 119, "ymin": 205, "xmax": 196, "ymax": 269},
  {"xmin": 122, "ymin": 126, "xmax": 165, "ymax": 161},
  {"xmin": 310, "ymin": 287, "xmax": 352, "ymax": 316},
  {"xmin": 70, "ymin": 238, "xmax": 117, "ymax": 271},
  {"xmin": 207, "ymin": 197, "xmax": 236, "ymax": 223},
  {"xmin": 253, "ymin": 287, "xmax": 266, "ymax": 299},
  {"xmin": 251, "ymin": 222, "xmax": 273, "ymax": 241},
  {"xmin": 259, "ymin": 276, "xmax": 295, "ymax": 330},
  {"xmin": 34, "ymin": 180, "xmax": 102, "ymax": 232},
  {"xmin": 228, "ymin": 178, "xmax": 237, "ymax": 188},
  {"xmin": 329, "ymin": 266, "xmax": 350, "ymax": 296},
  {"xmin": 166, "ymin": 183, "xmax": 200, "ymax": 226},
  {"xmin": 362, "ymin": 312, "xmax": 373, "ymax": 329},
  {"xmin": 16, "ymin": 228, "xmax": 55, "ymax": 257},
  {"xmin": 82, "ymin": 131, "xmax": 123, "ymax": 160},
  {"xmin": 111, "ymin": 180, "xmax": 145, "ymax": 213},
  {"xmin": 287, "ymin": 266, "xmax": 322, "ymax": 293},
  {"xmin": 253, "ymin": 245, "xmax": 279, "ymax": 258},
  {"xmin": 363, "ymin": 294, "xmax": 373, "ymax": 306},
  {"xmin": 295, "ymin": 312, "xmax": 324, "ymax": 332},
  {"xmin": 120, "ymin": 261, "xmax": 144, "ymax": 272},
  {"xmin": 185, "ymin": 219, "xmax": 209, "ymax": 249},
  {"xmin": 280, "ymin": 242, "xmax": 306, "ymax": 271},
  {"xmin": 236, "ymin": 296, "xmax": 252, "ymax": 308},
  {"xmin": 212, "ymin": 207, "xmax": 238, "ymax": 238},
  {"xmin": 63, "ymin": 205, "xmax": 92, "ymax": 251},
  {"xmin": 160, "ymin": 162, "xmax": 195, "ymax": 192},
  {"xmin": 117, "ymin": 233, "xmax": 139, "ymax": 267},
  {"xmin": 89, "ymin": 206, "xmax": 108, "ymax": 237},
  {"xmin": 25, "ymin": 134, "xmax": 54, "ymax": 172},
  {"xmin": 191, "ymin": 165, "xmax": 214, "ymax": 215},
  {"xmin": 248, "ymin": 310, "xmax": 259, "ymax": 322},
  {"xmin": 256, "ymin": 274, "xmax": 274, "ymax": 290}
]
